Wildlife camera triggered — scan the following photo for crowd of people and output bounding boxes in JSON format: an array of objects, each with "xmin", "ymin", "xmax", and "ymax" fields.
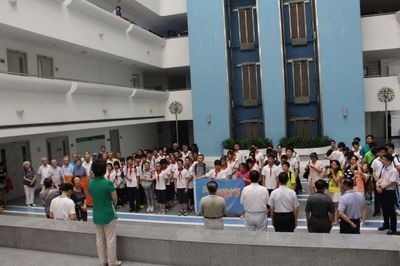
[{"xmin": 1, "ymin": 135, "xmax": 399, "ymax": 236}]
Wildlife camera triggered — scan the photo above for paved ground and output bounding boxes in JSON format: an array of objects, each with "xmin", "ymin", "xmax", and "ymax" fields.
[{"xmin": 0, "ymin": 247, "xmax": 164, "ymax": 266}]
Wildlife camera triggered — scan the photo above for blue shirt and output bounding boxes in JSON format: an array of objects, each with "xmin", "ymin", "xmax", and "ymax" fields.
[{"xmin": 338, "ymin": 190, "xmax": 364, "ymax": 219}]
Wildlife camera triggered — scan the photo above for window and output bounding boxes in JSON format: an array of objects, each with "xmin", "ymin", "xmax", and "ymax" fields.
[
  {"xmin": 238, "ymin": 8, "xmax": 255, "ymax": 50},
  {"xmin": 37, "ymin": 55, "xmax": 54, "ymax": 78},
  {"xmin": 295, "ymin": 119, "xmax": 312, "ymax": 139},
  {"xmin": 241, "ymin": 64, "xmax": 258, "ymax": 106},
  {"xmin": 7, "ymin": 49, "xmax": 28, "ymax": 74},
  {"xmin": 292, "ymin": 60, "xmax": 309, "ymax": 104},
  {"xmin": 289, "ymin": 2, "xmax": 307, "ymax": 45},
  {"xmin": 243, "ymin": 121, "xmax": 262, "ymax": 140}
]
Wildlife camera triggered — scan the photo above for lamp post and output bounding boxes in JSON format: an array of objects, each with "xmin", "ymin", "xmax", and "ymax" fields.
[
  {"xmin": 377, "ymin": 87, "xmax": 395, "ymax": 143},
  {"xmin": 169, "ymin": 101, "xmax": 183, "ymax": 145}
]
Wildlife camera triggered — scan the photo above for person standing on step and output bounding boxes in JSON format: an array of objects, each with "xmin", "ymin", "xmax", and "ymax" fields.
[
  {"xmin": 199, "ymin": 180, "xmax": 227, "ymax": 230},
  {"xmin": 89, "ymin": 159, "xmax": 121, "ymax": 266}
]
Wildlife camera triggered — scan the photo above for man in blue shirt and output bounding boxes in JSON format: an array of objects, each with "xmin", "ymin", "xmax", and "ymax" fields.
[{"xmin": 338, "ymin": 178, "xmax": 364, "ymax": 234}]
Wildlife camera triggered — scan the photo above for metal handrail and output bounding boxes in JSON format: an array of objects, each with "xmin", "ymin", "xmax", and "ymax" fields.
[{"xmin": 0, "ymin": 71, "xmax": 190, "ymax": 91}]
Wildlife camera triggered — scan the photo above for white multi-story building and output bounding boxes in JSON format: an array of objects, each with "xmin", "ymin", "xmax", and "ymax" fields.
[
  {"xmin": 0, "ymin": 0, "xmax": 399, "ymax": 201},
  {"xmin": 0, "ymin": 0, "xmax": 192, "ymax": 200}
]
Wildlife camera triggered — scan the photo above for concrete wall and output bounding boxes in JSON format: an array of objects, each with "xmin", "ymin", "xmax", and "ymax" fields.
[
  {"xmin": 0, "ymin": 0, "xmax": 189, "ymax": 68},
  {"xmin": 316, "ymin": 0, "xmax": 365, "ymax": 143},
  {"xmin": 0, "ymin": 216, "xmax": 398, "ymax": 266},
  {"xmin": 187, "ymin": 0, "xmax": 231, "ymax": 156},
  {"xmin": 257, "ymin": 0, "xmax": 287, "ymax": 146},
  {"xmin": 362, "ymin": 13, "xmax": 400, "ymax": 52},
  {"xmin": 0, "ymin": 37, "xmax": 141, "ymax": 88}
]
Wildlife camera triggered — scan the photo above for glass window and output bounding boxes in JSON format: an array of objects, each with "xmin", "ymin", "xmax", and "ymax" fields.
[
  {"xmin": 242, "ymin": 64, "xmax": 258, "ymax": 106},
  {"xmin": 295, "ymin": 119, "xmax": 312, "ymax": 139},
  {"xmin": 238, "ymin": 8, "xmax": 256, "ymax": 50},
  {"xmin": 292, "ymin": 60, "xmax": 309, "ymax": 104},
  {"xmin": 289, "ymin": 2, "xmax": 307, "ymax": 45}
]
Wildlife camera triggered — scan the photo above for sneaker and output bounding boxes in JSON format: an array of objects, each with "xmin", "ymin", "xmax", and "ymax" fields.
[
  {"xmin": 150, "ymin": 206, "xmax": 154, "ymax": 212},
  {"xmin": 386, "ymin": 230, "xmax": 398, "ymax": 235},
  {"xmin": 27, "ymin": 205, "xmax": 31, "ymax": 208},
  {"xmin": 31, "ymin": 204, "xmax": 36, "ymax": 207},
  {"xmin": 183, "ymin": 211, "xmax": 187, "ymax": 216},
  {"xmin": 116, "ymin": 260, "xmax": 123, "ymax": 266},
  {"xmin": 395, "ymin": 209, "xmax": 400, "ymax": 216},
  {"xmin": 146, "ymin": 207, "xmax": 150, "ymax": 212}
]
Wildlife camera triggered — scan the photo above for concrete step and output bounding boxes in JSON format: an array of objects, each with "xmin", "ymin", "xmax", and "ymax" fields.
[
  {"xmin": 0, "ymin": 247, "xmax": 164, "ymax": 266},
  {"xmin": 0, "ymin": 216, "xmax": 398, "ymax": 266}
]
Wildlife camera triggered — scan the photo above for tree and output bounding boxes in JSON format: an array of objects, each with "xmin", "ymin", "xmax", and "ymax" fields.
[
  {"xmin": 169, "ymin": 101, "xmax": 183, "ymax": 145},
  {"xmin": 377, "ymin": 87, "xmax": 395, "ymax": 143}
]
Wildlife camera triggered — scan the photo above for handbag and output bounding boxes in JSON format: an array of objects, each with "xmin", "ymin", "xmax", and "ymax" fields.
[{"xmin": 5, "ymin": 178, "xmax": 13, "ymax": 191}]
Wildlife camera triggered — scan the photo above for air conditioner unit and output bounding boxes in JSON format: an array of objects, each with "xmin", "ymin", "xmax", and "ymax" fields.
[{"xmin": 396, "ymin": 11, "xmax": 400, "ymax": 24}]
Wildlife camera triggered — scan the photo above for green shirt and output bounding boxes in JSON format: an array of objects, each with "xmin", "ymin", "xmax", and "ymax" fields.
[
  {"xmin": 364, "ymin": 151, "xmax": 375, "ymax": 165},
  {"xmin": 89, "ymin": 176, "xmax": 117, "ymax": 225}
]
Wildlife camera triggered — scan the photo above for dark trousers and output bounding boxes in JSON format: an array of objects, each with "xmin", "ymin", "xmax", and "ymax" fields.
[
  {"xmin": 138, "ymin": 185, "xmax": 145, "ymax": 205},
  {"xmin": 273, "ymin": 212, "xmax": 295, "ymax": 232},
  {"xmin": 75, "ymin": 205, "xmax": 88, "ymax": 221},
  {"xmin": 381, "ymin": 190, "xmax": 397, "ymax": 232},
  {"xmin": 373, "ymin": 182, "xmax": 382, "ymax": 214},
  {"xmin": 340, "ymin": 218, "xmax": 360, "ymax": 234},
  {"xmin": 295, "ymin": 176, "xmax": 302, "ymax": 194},
  {"xmin": 116, "ymin": 188, "xmax": 124, "ymax": 206},
  {"xmin": 126, "ymin": 187, "xmax": 137, "ymax": 211},
  {"xmin": 307, "ymin": 216, "xmax": 332, "ymax": 233},
  {"xmin": 188, "ymin": 188, "xmax": 194, "ymax": 206}
]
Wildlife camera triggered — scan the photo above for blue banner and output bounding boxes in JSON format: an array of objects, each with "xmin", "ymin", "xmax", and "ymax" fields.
[{"xmin": 194, "ymin": 178, "xmax": 245, "ymax": 214}]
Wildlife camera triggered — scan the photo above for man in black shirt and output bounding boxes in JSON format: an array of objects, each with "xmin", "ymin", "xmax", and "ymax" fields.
[{"xmin": 305, "ymin": 179, "xmax": 335, "ymax": 233}]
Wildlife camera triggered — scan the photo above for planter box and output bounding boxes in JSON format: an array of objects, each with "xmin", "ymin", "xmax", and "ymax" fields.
[
  {"xmin": 223, "ymin": 148, "xmax": 267, "ymax": 156},
  {"xmin": 223, "ymin": 147, "xmax": 329, "ymax": 157}
]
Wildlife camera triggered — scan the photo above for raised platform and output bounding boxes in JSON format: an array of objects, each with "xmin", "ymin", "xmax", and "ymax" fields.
[{"xmin": 0, "ymin": 216, "xmax": 398, "ymax": 266}]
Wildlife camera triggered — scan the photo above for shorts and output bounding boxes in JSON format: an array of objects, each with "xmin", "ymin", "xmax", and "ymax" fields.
[
  {"xmin": 331, "ymin": 192, "xmax": 341, "ymax": 203},
  {"xmin": 156, "ymin": 189, "xmax": 167, "ymax": 204},
  {"xmin": 177, "ymin": 188, "xmax": 188, "ymax": 204}
]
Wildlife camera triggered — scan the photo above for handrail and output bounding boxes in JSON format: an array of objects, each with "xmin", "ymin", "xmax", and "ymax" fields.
[
  {"xmin": 0, "ymin": 71, "xmax": 190, "ymax": 91},
  {"xmin": 361, "ymin": 11, "xmax": 399, "ymax": 18}
]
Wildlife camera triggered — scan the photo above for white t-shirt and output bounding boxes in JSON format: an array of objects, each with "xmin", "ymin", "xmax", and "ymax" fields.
[
  {"xmin": 174, "ymin": 168, "xmax": 189, "ymax": 189},
  {"xmin": 206, "ymin": 169, "xmax": 229, "ymax": 179},
  {"xmin": 241, "ymin": 183, "xmax": 269, "ymax": 212},
  {"xmin": 82, "ymin": 161, "xmax": 92, "ymax": 177},
  {"xmin": 287, "ymin": 157, "xmax": 299, "ymax": 174},
  {"xmin": 268, "ymin": 186, "xmax": 299, "ymax": 213},
  {"xmin": 255, "ymin": 151, "xmax": 264, "ymax": 167},
  {"xmin": 155, "ymin": 169, "xmax": 169, "ymax": 190},
  {"xmin": 38, "ymin": 164, "xmax": 51, "ymax": 185},
  {"xmin": 50, "ymin": 196, "xmax": 75, "ymax": 220},
  {"xmin": 124, "ymin": 165, "xmax": 139, "ymax": 188},
  {"xmin": 371, "ymin": 158, "xmax": 384, "ymax": 180},
  {"xmin": 261, "ymin": 164, "xmax": 279, "ymax": 190}
]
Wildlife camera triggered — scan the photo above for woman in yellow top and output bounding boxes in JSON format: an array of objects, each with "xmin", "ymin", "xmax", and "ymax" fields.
[
  {"xmin": 326, "ymin": 160, "xmax": 343, "ymax": 225},
  {"xmin": 281, "ymin": 162, "xmax": 296, "ymax": 190}
]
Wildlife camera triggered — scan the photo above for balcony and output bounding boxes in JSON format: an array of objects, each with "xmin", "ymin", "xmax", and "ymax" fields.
[
  {"xmin": 0, "ymin": 0, "xmax": 189, "ymax": 68},
  {"xmin": 0, "ymin": 73, "xmax": 192, "ymax": 138},
  {"xmin": 361, "ymin": 12, "xmax": 400, "ymax": 52},
  {"xmin": 364, "ymin": 75, "xmax": 400, "ymax": 112}
]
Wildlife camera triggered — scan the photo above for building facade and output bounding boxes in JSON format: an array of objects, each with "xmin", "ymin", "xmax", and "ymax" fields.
[{"xmin": 188, "ymin": 0, "xmax": 373, "ymax": 155}]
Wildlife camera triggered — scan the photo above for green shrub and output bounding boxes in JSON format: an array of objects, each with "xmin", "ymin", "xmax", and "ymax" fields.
[
  {"xmin": 222, "ymin": 138, "xmax": 273, "ymax": 150},
  {"xmin": 279, "ymin": 136, "xmax": 331, "ymax": 148}
]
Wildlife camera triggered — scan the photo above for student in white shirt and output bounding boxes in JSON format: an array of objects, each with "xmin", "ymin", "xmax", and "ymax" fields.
[
  {"xmin": 124, "ymin": 156, "xmax": 138, "ymax": 212},
  {"xmin": 261, "ymin": 154, "xmax": 279, "ymax": 194},
  {"xmin": 49, "ymin": 183, "xmax": 76, "ymax": 221},
  {"xmin": 154, "ymin": 161, "xmax": 170, "ymax": 214},
  {"xmin": 203, "ymin": 160, "xmax": 230, "ymax": 179},
  {"xmin": 241, "ymin": 171, "xmax": 269, "ymax": 231},
  {"xmin": 174, "ymin": 159, "xmax": 189, "ymax": 216}
]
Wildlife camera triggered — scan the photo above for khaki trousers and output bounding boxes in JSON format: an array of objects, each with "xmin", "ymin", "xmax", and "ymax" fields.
[
  {"xmin": 204, "ymin": 218, "xmax": 224, "ymax": 230},
  {"xmin": 96, "ymin": 219, "xmax": 118, "ymax": 266}
]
